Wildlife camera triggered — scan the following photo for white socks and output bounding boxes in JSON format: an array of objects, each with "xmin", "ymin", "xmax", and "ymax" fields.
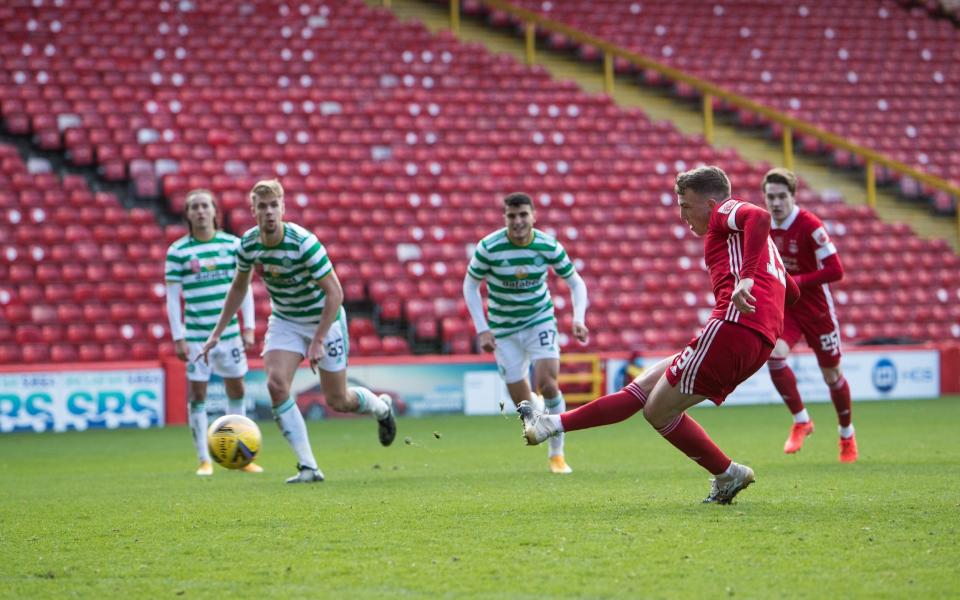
[
  {"xmin": 226, "ymin": 398, "xmax": 246, "ymax": 416},
  {"xmin": 839, "ymin": 424, "xmax": 855, "ymax": 439},
  {"xmin": 189, "ymin": 401, "xmax": 210, "ymax": 462},
  {"xmin": 718, "ymin": 462, "xmax": 739, "ymax": 481},
  {"xmin": 544, "ymin": 394, "xmax": 566, "ymax": 458},
  {"xmin": 793, "ymin": 408, "xmax": 811, "ymax": 424},
  {"xmin": 350, "ymin": 386, "xmax": 390, "ymax": 420},
  {"xmin": 273, "ymin": 398, "xmax": 318, "ymax": 470}
]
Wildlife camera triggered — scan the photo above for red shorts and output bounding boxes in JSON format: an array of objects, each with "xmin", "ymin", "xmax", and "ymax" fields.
[
  {"xmin": 665, "ymin": 319, "xmax": 773, "ymax": 405},
  {"xmin": 782, "ymin": 310, "xmax": 842, "ymax": 368}
]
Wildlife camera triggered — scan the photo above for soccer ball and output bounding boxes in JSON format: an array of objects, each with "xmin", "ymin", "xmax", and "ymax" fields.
[{"xmin": 207, "ymin": 414, "xmax": 261, "ymax": 469}]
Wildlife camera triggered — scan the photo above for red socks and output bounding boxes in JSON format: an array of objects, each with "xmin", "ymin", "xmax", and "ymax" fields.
[
  {"xmin": 768, "ymin": 357, "xmax": 805, "ymax": 415},
  {"xmin": 559, "ymin": 382, "xmax": 732, "ymax": 476},
  {"xmin": 770, "ymin": 358, "xmax": 852, "ymax": 427},
  {"xmin": 829, "ymin": 376, "xmax": 852, "ymax": 427},
  {"xmin": 655, "ymin": 413, "xmax": 732, "ymax": 475},
  {"xmin": 560, "ymin": 382, "xmax": 647, "ymax": 433}
]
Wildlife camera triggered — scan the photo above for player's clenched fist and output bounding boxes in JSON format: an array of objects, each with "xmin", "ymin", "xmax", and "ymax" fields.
[
  {"xmin": 477, "ymin": 330, "xmax": 497, "ymax": 352},
  {"xmin": 572, "ymin": 322, "xmax": 589, "ymax": 344}
]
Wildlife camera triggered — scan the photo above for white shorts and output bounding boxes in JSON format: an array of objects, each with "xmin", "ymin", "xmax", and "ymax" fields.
[
  {"xmin": 493, "ymin": 319, "xmax": 560, "ymax": 383},
  {"xmin": 186, "ymin": 336, "xmax": 248, "ymax": 382},
  {"xmin": 262, "ymin": 309, "xmax": 349, "ymax": 372}
]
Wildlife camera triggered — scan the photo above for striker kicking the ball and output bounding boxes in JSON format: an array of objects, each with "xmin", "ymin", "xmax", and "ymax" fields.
[{"xmin": 519, "ymin": 167, "xmax": 800, "ymax": 504}]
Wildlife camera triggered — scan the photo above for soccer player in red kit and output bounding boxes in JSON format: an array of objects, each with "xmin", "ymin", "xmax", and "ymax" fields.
[
  {"xmin": 762, "ymin": 168, "xmax": 857, "ymax": 463},
  {"xmin": 518, "ymin": 166, "xmax": 799, "ymax": 504}
]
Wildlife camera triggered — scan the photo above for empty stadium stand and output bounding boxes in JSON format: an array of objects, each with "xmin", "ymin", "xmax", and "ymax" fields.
[
  {"xmin": 1, "ymin": 0, "xmax": 959, "ymax": 365},
  {"xmin": 480, "ymin": 0, "xmax": 960, "ymax": 211}
]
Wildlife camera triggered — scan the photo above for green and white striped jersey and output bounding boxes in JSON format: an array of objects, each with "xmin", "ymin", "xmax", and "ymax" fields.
[
  {"xmin": 165, "ymin": 232, "xmax": 242, "ymax": 342},
  {"xmin": 237, "ymin": 222, "xmax": 334, "ymax": 324},
  {"xmin": 467, "ymin": 228, "xmax": 576, "ymax": 338}
]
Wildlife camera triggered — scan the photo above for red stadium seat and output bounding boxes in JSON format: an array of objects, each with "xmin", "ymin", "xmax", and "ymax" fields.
[
  {"xmin": 51, "ymin": 344, "xmax": 79, "ymax": 363},
  {"xmin": 447, "ymin": 336, "xmax": 473, "ymax": 355},
  {"xmin": 414, "ymin": 318, "xmax": 439, "ymax": 340},
  {"xmin": 131, "ymin": 343, "xmax": 156, "ymax": 360},
  {"xmin": 0, "ymin": 344, "xmax": 20, "ymax": 363},
  {"xmin": 15, "ymin": 325, "xmax": 42, "ymax": 344},
  {"xmin": 78, "ymin": 344, "xmax": 104, "ymax": 362},
  {"xmin": 356, "ymin": 335, "xmax": 383, "ymax": 356},
  {"xmin": 0, "ymin": 0, "xmax": 959, "ymax": 368},
  {"xmin": 22, "ymin": 344, "xmax": 50, "ymax": 363},
  {"xmin": 440, "ymin": 317, "xmax": 469, "ymax": 341},
  {"xmin": 382, "ymin": 336, "xmax": 410, "ymax": 355},
  {"xmin": 379, "ymin": 299, "xmax": 403, "ymax": 322},
  {"xmin": 349, "ymin": 318, "xmax": 377, "ymax": 337},
  {"xmin": 93, "ymin": 323, "xmax": 119, "ymax": 343},
  {"xmin": 103, "ymin": 343, "xmax": 128, "ymax": 362}
]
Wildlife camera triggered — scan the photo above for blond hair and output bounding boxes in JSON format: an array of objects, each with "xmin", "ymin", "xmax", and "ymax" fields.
[
  {"xmin": 674, "ymin": 166, "xmax": 731, "ymax": 200},
  {"xmin": 250, "ymin": 179, "xmax": 284, "ymax": 203}
]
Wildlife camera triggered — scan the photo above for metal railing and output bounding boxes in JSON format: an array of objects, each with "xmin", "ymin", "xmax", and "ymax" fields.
[
  {"xmin": 442, "ymin": 0, "xmax": 960, "ymax": 245},
  {"xmin": 558, "ymin": 353, "xmax": 603, "ymax": 405}
]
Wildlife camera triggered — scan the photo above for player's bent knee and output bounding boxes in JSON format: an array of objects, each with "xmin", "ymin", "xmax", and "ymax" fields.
[
  {"xmin": 769, "ymin": 339, "xmax": 790, "ymax": 359},
  {"xmin": 266, "ymin": 377, "xmax": 290, "ymax": 403},
  {"xmin": 821, "ymin": 367, "xmax": 842, "ymax": 385},
  {"xmin": 634, "ymin": 372, "xmax": 658, "ymax": 395},
  {"xmin": 538, "ymin": 380, "xmax": 559, "ymax": 398},
  {"xmin": 642, "ymin": 395, "xmax": 681, "ymax": 429},
  {"xmin": 641, "ymin": 403, "xmax": 663, "ymax": 428},
  {"xmin": 224, "ymin": 379, "xmax": 245, "ymax": 397}
]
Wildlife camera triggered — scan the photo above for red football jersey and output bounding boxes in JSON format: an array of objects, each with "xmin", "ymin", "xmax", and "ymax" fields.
[
  {"xmin": 769, "ymin": 206, "xmax": 839, "ymax": 323},
  {"xmin": 704, "ymin": 199, "xmax": 788, "ymax": 345}
]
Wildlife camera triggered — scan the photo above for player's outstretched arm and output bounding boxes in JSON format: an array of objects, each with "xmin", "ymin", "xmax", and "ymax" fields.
[
  {"xmin": 728, "ymin": 205, "xmax": 770, "ymax": 315},
  {"xmin": 306, "ymin": 270, "xmax": 344, "ymax": 373},
  {"xmin": 165, "ymin": 281, "xmax": 189, "ymax": 361},
  {"xmin": 462, "ymin": 274, "xmax": 496, "ymax": 352},
  {"xmin": 199, "ymin": 269, "xmax": 253, "ymax": 361},
  {"xmin": 564, "ymin": 272, "xmax": 590, "ymax": 344},
  {"xmin": 785, "ymin": 272, "xmax": 801, "ymax": 305},
  {"xmin": 793, "ymin": 253, "xmax": 844, "ymax": 288},
  {"xmin": 239, "ymin": 283, "xmax": 256, "ymax": 350},
  {"xmin": 736, "ymin": 206, "xmax": 772, "ymax": 281}
]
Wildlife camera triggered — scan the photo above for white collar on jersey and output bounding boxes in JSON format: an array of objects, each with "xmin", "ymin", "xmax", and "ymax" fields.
[{"xmin": 772, "ymin": 205, "xmax": 800, "ymax": 230}]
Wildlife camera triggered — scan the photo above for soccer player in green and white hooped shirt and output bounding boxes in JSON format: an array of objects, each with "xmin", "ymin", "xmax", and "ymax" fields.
[
  {"xmin": 463, "ymin": 192, "xmax": 589, "ymax": 474},
  {"xmin": 200, "ymin": 179, "xmax": 397, "ymax": 484},
  {"xmin": 165, "ymin": 189, "xmax": 260, "ymax": 476}
]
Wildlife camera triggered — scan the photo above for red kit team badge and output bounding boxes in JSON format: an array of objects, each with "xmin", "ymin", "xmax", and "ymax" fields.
[
  {"xmin": 812, "ymin": 227, "xmax": 831, "ymax": 246},
  {"xmin": 718, "ymin": 199, "xmax": 738, "ymax": 214}
]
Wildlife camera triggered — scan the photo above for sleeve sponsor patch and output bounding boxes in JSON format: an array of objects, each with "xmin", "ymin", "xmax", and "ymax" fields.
[{"xmin": 811, "ymin": 226, "xmax": 831, "ymax": 246}]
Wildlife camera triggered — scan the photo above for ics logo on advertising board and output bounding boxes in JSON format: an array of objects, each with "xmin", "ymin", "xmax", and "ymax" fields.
[{"xmin": 872, "ymin": 358, "xmax": 897, "ymax": 393}]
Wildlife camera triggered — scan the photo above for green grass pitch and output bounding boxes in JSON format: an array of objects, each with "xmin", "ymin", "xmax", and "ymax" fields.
[{"xmin": 1, "ymin": 397, "xmax": 958, "ymax": 599}]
